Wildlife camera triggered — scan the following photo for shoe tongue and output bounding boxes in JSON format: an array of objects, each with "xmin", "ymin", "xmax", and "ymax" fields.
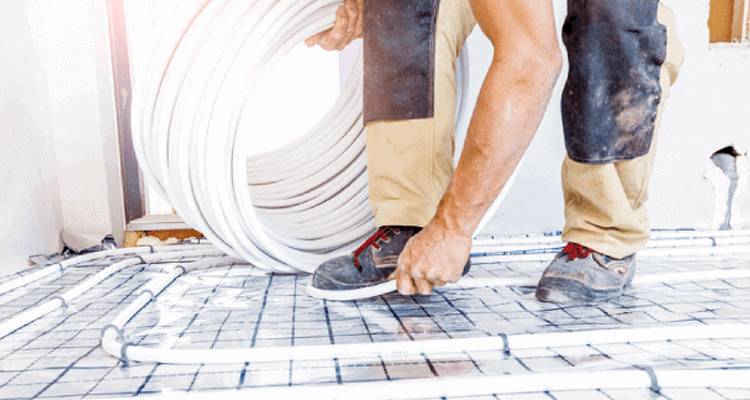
[{"xmin": 354, "ymin": 250, "xmax": 384, "ymax": 276}]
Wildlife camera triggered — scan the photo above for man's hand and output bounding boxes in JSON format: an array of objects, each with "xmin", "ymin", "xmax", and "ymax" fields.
[
  {"xmin": 391, "ymin": 0, "xmax": 562, "ymax": 296},
  {"xmin": 392, "ymin": 221, "xmax": 472, "ymax": 296},
  {"xmin": 305, "ymin": 0, "xmax": 364, "ymax": 51}
]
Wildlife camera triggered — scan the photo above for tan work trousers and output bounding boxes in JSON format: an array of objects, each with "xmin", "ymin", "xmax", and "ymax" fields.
[{"xmin": 366, "ymin": 2, "xmax": 684, "ymax": 259}]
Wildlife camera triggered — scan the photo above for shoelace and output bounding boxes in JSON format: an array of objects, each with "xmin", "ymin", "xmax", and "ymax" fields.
[
  {"xmin": 563, "ymin": 242, "xmax": 592, "ymax": 261},
  {"xmin": 352, "ymin": 228, "xmax": 392, "ymax": 271}
]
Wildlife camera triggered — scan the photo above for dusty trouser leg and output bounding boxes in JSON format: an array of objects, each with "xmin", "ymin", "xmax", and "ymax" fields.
[
  {"xmin": 561, "ymin": 3, "xmax": 685, "ymax": 259},
  {"xmin": 365, "ymin": 0, "xmax": 476, "ymax": 228},
  {"xmin": 536, "ymin": 3, "xmax": 684, "ymax": 304}
]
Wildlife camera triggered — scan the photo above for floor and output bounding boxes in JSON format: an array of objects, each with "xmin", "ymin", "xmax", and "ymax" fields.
[{"xmin": 1, "ymin": 236, "xmax": 750, "ymax": 399}]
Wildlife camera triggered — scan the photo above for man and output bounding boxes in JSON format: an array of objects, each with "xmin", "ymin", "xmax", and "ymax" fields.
[{"xmin": 307, "ymin": 0, "xmax": 684, "ymax": 304}]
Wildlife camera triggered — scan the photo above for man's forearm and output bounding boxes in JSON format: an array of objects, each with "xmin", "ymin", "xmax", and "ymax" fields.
[{"xmin": 433, "ymin": 0, "xmax": 561, "ymax": 238}]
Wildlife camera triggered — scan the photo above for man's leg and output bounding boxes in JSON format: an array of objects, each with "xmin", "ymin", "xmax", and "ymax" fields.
[
  {"xmin": 366, "ymin": 0, "xmax": 476, "ymax": 228},
  {"xmin": 562, "ymin": 4, "xmax": 684, "ymax": 258},
  {"xmin": 537, "ymin": 3, "xmax": 685, "ymax": 304},
  {"xmin": 310, "ymin": 0, "xmax": 476, "ymax": 298}
]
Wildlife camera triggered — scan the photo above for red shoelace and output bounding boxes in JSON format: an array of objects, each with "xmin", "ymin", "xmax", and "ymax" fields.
[
  {"xmin": 563, "ymin": 242, "xmax": 592, "ymax": 260},
  {"xmin": 353, "ymin": 228, "xmax": 391, "ymax": 270}
]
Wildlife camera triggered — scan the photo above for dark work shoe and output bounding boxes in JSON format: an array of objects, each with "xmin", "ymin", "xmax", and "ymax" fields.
[
  {"xmin": 535, "ymin": 243, "xmax": 636, "ymax": 305},
  {"xmin": 307, "ymin": 226, "xmax": 471, "ymax": 301}
]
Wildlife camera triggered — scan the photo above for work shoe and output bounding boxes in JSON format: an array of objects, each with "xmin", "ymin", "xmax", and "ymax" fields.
[
  {"xmin": 307, "ymin": 226, "xmax": 471, "ymax": 301},
  {"xmin": 535, "ymin": 243, "xmax": 636, "ymax": 304}
]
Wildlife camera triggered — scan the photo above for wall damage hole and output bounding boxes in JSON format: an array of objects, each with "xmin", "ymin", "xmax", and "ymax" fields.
[{"xmin": 707, "ymin": 146, "xmax": 749, "ymax": 230}]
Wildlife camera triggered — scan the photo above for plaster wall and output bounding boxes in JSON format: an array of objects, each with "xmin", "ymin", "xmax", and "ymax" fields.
[
  {"xmin": 0, "ymin": 1, "xmax": 63, "ymax": 272},
  {"xmin": 1, "ymin": 0, "xmax": 124, "ymax": 272},
  {"xmin": 30, "ymin": 0, "xmax": 125, "ymax": 247}
]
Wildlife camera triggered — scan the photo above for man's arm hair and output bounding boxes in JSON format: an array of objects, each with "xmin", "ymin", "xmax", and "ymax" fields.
[{"xmin": 433, "ymin": 0, "xmax": 562, "ymax": 238}]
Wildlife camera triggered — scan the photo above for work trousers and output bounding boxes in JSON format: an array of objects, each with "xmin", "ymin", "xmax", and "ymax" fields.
[{"xmin": 365, "ymin": 1, "xmax": 684, "ymax": 258}]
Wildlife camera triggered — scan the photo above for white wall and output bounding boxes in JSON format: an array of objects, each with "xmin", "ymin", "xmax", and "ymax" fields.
[
  {"xmin": 471, "ymin": 0, "xmax": 750, "ymax": 235},
  {"xmin": 30, "ymin": 0, "xmax": 125, "ymax": 248},
  {"xmin": 0, "ymin": 1, "xmax": 63, "ymax": 273},
  {"xmin": 0, "ymin": 0, "xmax": 124, "ymax": 272}
]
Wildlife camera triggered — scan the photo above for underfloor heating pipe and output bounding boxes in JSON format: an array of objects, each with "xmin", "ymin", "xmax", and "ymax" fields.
[
  {"xmin": 474, "ymin": 244, "xmax": 750, "ymax": 264},
  {"xmin": 106, "ymin": 322, "xmax": 750, "ymax": 365},
  {"xmin": 0, "ymin": 248, "xmax": 224, "ymax": 340},
  {"xmin": 0, "ymin": 243, "xmax": 211, "ymax": 297},
  {"xmin": 472, "ymin": 229, "xmax": 750, "ymax": 264},
  {"xmin": 473, "ymin": 228, "xmax": 750, "ymax": 247},
  {"xmin": 473, "ymin": 233, "xmax": 750, "ymax": 254},
  {"xmin": 455, "ymin": 266, "xmax": 750, "ymax": 289},
  {"xmin": 100, "ymin": 237, "xmax": 750, "ymax": 365},
  {"xmin": 128, "ymin": 369, "xmax": 750, "ymax": 400}
]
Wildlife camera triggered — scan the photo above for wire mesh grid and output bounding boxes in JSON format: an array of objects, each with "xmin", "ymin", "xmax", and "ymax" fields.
[{"xmin": 1, "ymin": 251, "xmax": 750, "ymax": 399}]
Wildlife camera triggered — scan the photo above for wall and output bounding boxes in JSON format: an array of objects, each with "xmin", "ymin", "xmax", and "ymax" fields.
[
  {"xmin": 0, "ymin": 2, "xmax": 63, "ymax": 273},
  {"xmin": 469, "ymin": 0, "xmax": 750, "ymax": 236},
  {"xmin": 30, "ymin": 0, "xmax": 125, "ymax": 249},
  {"xmin": 0, "ymin": 0, "xmax": 124, "ymax": 272}
]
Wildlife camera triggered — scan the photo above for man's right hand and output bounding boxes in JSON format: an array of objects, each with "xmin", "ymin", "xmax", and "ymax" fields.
[{"xmin": 305, "ymin": 0, "xmax": 364, "ymax": 51}]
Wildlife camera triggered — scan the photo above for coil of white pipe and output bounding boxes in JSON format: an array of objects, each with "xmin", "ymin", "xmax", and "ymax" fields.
[{"xmin": 132, "ymin": 0, "xmax": 526, "ymax": 273}]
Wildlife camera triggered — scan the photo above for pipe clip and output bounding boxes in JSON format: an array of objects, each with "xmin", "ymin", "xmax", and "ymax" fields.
[
  {"xmin": 51, "ymin": 295, "xmax": 68, "ymax": 310},
  {"xmin": 121, "ymin": 341, "xmax": 135, "ymax": 366},
  {"xmin": 636, "ymin": 365, "xmax": 661, "ymax": 393},
  {"xmin": 498, "ymin": 333, "xmax": 510, "ymax": 355},
  {"xmin": 101, "ymin": 324, "xmax": 125, "ymax": 342}
]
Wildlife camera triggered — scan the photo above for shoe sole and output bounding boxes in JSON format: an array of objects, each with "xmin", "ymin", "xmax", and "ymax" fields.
[
  {"xmin": 307, "ymin": 262, "xmax": 472, "ymax": 301},
  {"xmin": 306, "ymin": 280, "xmax": 397, "ymax": 301},
  {"xmin": 535, "ymin": 277, "xmax": 628, "ymax": 305}
]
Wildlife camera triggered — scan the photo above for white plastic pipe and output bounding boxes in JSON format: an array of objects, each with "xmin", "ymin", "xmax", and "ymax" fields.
[
  {"xmin": 0, "ymin": 243, "xmax": 211, "ymax": 297},
  {"xmin": 118, "ymin": 369, "xmax": 750, "ymax": 400},
  {"xmin": 101, "ymin": 256, "xmax": 239, "ymax": 349},
  {"xmin": 473, "ymin": 229, "xmax": 750, "ymax": 247},
  {"xmin": 473, "ymin": 238, "xmax": 750, "ymax": 264},
  {"xmin": 104, "ymin": 323, "xmax": 750, "ymax": 365},
  {"xmin": 98, "ymin": 238, "xmax": 750, "ymax": 365},
  {"xmin": 0, "ymin": 248, "xmax": 223, "ymax": 340},
  {"xmin": 453, "ymin": 267, "xmax": 750, "ymax": 289},
  {"xmin": 472, "ymin": 235, "xmax": 750, "ymax": 254}
]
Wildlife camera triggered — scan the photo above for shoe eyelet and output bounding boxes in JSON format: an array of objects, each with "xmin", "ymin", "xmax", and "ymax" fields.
[
  {"xmin": 393, "ymin": 228, "xmax": 401, "ymax": 235},
  {"xmin": 613, "ymin": 266, "xmax": 628, "ymax": 275},
  {"xmin": 382, "ymin": 237, "xmax": 391, "ymax": 244}
]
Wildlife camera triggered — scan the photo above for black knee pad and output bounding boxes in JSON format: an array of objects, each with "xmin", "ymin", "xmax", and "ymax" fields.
[{"xmin": 562, "ymin": 0, "xmax": 667, "ymax": 164}]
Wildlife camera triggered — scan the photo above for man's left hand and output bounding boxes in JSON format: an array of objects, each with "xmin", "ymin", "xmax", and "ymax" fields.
[
  {"xmin": 391, "ymin": 221, "xmax": 472, "ymax": 296},
  {"xmin": 305, "ymin": 0, "xmax": 364, "ymax": 51}
]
